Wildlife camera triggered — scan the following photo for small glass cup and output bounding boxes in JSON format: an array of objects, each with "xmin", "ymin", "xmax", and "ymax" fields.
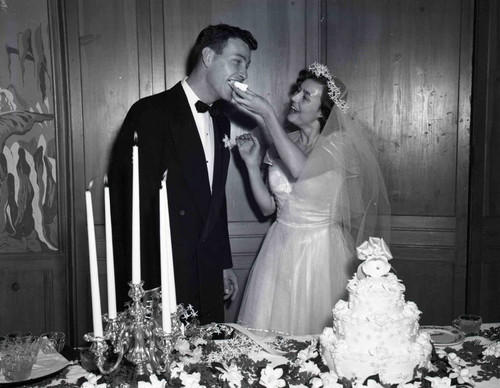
[
  {"xmin": 6, "ymin": 332, "xmax": 32, "ymax": 342},
  {"xmin": 40, "ymin": 332, "xmax": 65, "ymax": 354},
  {"xmin": 452, "ymin": 314, "xmax": 482, "ymax": 335},
  {"xmin": 2, "ymin": 335, "xmax": 39, "ymax": 382}
]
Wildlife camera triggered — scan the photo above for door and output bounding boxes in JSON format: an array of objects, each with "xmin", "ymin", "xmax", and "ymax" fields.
[{"xmin": 468, "ymin": 0, "xmax": 500, "ymax": 323}]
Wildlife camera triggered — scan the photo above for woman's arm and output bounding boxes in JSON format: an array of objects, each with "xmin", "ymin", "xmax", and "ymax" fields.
[
  {"xmin": 259, "ymin": 107, "xmax": 308, "ymax": 178},
  {"xmin": 236, "ymin": 134, "xmax": 276, "ymax": 216},
  {"xmin": 231, "ymin": 86, "xmax": 308, "ymax": 179}
]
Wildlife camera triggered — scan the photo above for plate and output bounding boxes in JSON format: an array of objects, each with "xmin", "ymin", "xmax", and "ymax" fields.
[
  {"xmin": 0, "ymin": 350, "xmax": 70, "ymax": 386},
  {"xmin": 421, "ymin": 325, "xmax": 465, "ymax": 347}
]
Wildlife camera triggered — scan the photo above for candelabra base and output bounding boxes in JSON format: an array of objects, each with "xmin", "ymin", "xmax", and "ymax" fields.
[{"xmin": 84, "ymin": 281, "xmax": 180, "ymax": 379}]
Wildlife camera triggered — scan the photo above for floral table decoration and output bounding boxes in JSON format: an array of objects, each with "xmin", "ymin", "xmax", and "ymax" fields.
[
  {"xmin": 21, "ymin": 320, "xmax": 499, "ymax": 388},
  {"xmin": 71, "ymin": 312, "xmax": 500, "ymax": 388}
]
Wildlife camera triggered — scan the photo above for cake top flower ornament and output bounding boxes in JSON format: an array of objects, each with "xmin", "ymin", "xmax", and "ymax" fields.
[{"xmin": 356, "ymin": 237, "xmax": 393, "ymax": 278}]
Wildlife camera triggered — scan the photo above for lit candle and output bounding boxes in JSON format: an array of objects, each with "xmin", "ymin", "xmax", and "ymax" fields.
[
  {"xmin": 85, "ymin": 181, "xmax": 103, "ymax": 337},
  {"xmin": 159, "ymin": 176, "xmax": 171, "ymax": 333},
  {"xmin": 104, "ymin": 176, "xmax": 117, "ymax": 319},
  {"xmin": 132, "ymin": 133, "xmax": 141, "ymax": 284},
  {"xmin": 162, "ymin": 172, "xmax": 177, "ymax": 313}
]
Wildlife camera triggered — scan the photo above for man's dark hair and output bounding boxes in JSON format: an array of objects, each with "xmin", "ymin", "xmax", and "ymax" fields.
[{"xmin": 192, "ymin": 24, "xmax": 258, "ymax": 63}]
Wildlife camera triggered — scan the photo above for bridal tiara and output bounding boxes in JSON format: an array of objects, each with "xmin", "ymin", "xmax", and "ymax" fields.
[{"xmin": 307, "ymin": 62, "xmax": 349, "ymax": 113}]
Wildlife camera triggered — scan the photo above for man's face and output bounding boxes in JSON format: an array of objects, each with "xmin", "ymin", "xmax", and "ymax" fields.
[{"xmin": 206, "ymin": 38, "xmax": 251, "ymax": 101}]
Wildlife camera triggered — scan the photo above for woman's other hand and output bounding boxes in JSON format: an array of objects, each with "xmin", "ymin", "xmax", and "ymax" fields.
[{"xmin": 236, "ymin": 133, "xmax": 261, "ymax": 166}]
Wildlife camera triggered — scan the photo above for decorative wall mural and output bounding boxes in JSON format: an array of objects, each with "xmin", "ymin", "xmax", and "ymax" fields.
[{"xmin": 0, "ymin": 0, "xmax": 58, "ymax": 252}]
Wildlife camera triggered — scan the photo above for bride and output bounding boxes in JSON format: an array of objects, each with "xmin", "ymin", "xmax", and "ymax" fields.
[{"xmin": 231, "ymin": 63, "xmax": 390, "ymax": 335}]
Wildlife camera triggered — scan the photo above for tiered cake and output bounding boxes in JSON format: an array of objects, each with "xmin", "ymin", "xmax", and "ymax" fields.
[{"xmin": 320, "ymin": 238, "xmax": 432, "ymax": 385}]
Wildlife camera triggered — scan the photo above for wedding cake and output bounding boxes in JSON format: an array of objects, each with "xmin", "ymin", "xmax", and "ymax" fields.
[{"xmin": 320, "ymin": 237, "xmax": 432, "ymax": 385}]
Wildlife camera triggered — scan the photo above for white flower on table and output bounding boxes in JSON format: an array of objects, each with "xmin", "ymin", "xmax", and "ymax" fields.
[
  {"xmin": 446, "ymin": 352, "xmax": 465, "ymax": 368},
  {"xmin": 81, "ymin": 373, "xmax": 106, "ymax": 388},
  {"xmin": 179, "ymin": 371, "xmax": 206, "ymax": 388},
  {"xmin": 424, "ymin": 376, "xmax": 455, "ymax": 388},
  {"xmin": 259, "ymin": 365, "xmax": 286, "ymax": 388},
  {"xmin": 310, "ymin": 371, "xmax": 343, "ymax": 387},
  {"xmin": 215, "ymin": 363, "xmax": 244, "ymax": 388},
  {"xmin": 175, "ymin": 337, "xmax": 191, "ymax": 355},
  {"xmin": 298, "ymin": 360, "xmax": 321, "ymax": 375},
  {"xmin": 169, "ymin": 361, "xmax": 185, "ymax": 378},
  {"xmin": 179, "ymin": 345, "xmax": 203, "ymax": 364},
  {"xmin": 81, "ymin": 382, "xmax": 106, "ymax": 388},
  {"xmin": 137, "ymin": 375, "xmax": 167, "ymax": 388},
  {"xmin": 484, "ymin": 341, "xmax": 500, "ymax": 357},
  {"xmin": 192, "ymin": 337, "xmax": 207, "ymax": 347},
  {"xmin": 397, "ymin": 382, "xmax": 421, "ymax": 388},
  {"xmin": 436, "ymin": 348, "xmax": 448, "ymax": 359},
  {"xmin": 450, "ymin": 367, "xmax": 473, "ymax": 385},
  {"xmin": 296, "ymin": 341, "xmax": 319, "ymax": 364}
]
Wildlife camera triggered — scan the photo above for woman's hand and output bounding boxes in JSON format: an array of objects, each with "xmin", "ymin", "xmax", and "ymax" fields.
[
  {"xmin": 235, "ymin": 133, "xmax": 261, "ymax": 167},
  {"xmin": 230, "ymin": 83, "xmax": 274, "ymax": 120}
]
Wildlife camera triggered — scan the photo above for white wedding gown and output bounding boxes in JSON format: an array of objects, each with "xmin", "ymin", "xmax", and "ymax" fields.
[{"xmin": 237, "ymin": 132, "xmax": 357, "ymax": 336}]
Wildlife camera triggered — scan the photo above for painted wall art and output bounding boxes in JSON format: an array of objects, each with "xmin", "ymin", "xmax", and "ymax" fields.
[{"xmin": 0, "ymin": 0, "xmax": 58, "ymax": 252}]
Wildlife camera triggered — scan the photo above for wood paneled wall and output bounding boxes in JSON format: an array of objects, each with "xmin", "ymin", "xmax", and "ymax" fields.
[
  {"xmin": 65, "ymin": 0, "xmax": 319, "ymax": 344},
  {"xmin": 62, "ymin": 0, "xmax": 473, "ymax": 344},
  {"xmin": 324, "ymin": 0, "xmax": 472, "ymax": 324}
]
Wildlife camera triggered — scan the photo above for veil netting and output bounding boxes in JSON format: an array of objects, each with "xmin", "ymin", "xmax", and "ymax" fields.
[{"xmin": 297, "ymin": 104, "xmax": 391, "ymax": 268}]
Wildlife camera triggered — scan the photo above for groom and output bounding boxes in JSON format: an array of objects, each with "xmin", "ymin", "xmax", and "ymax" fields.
[{"xmin": 108, "ymin": 24, "xmax": 258, "ymax": 324}]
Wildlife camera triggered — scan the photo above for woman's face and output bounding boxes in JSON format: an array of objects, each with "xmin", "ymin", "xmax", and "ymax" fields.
[{"xmin": 287, "ymin": 78, "xmax": 324, "ymax": 130}]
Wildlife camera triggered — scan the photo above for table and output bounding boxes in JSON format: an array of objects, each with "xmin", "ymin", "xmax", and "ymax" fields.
[
  {"xmin": 439, "ymin": 323, "xmax": 500, "ymax": 388},
  {"xmin": 10, "ymin": 323, "xmax": 500, "ymax": 387}
]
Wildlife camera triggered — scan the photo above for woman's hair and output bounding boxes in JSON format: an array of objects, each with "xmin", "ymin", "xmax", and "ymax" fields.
[{"xmin": 291, "ymin": 69, "xmax": 335, "ymax": 130}]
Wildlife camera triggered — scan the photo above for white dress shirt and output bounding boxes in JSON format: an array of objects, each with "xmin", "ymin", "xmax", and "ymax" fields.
[{"xmin": 181, "ymin": 78, "xmax": 215, "ymax": 191}]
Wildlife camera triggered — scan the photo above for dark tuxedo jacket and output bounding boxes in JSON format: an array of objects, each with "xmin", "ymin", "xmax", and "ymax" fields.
[{"xmin": 108, "ymin": 82, "xmax": 232, "ymax": 323}]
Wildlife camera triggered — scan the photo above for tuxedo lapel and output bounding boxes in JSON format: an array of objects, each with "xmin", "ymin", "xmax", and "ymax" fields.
[{"xmin": 169, "ymin": 84, "xmax": 211, "ymax": 223}]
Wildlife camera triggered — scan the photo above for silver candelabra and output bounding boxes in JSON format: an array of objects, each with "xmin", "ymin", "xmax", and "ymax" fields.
[{"xmin": 84, "ymin": 281, "xmax": 182, "ymax": 378}]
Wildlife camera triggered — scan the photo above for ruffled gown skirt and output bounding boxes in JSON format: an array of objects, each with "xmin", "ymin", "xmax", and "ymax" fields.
[{"xmin": 237, "ymin": 218, "xmax": 355, "ymax": 336}]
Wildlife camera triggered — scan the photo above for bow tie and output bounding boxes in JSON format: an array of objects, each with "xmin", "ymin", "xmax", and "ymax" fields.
[{"xmin": 195, "ymin": 100, "xmax": 219, "ymax": 117}]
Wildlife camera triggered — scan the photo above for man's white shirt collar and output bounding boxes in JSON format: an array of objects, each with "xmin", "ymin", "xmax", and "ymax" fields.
[{"xmin": 181, "ymin": 78, "xmax": 215, "ymax": 191}]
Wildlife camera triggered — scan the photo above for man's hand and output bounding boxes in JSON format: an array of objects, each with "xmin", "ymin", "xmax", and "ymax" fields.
[{"xmin": 223, "ymin": 268, "xmax": 239, "ymax": 301}]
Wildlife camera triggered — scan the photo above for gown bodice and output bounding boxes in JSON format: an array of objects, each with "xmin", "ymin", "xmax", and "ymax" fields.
[{"xmin": 266, "ymin": 146, "xmax": 344, "ymax": 227}]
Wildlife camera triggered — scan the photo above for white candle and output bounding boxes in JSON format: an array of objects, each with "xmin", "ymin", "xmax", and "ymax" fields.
[
  {"xmin": 132, "ymin": 137, "xmax": 141, "ymax": 284},
  {"xmin": 85, "ymin": 185, "xmax": 103, "ymax": 337},
  {"xmin": 104, "ymin": 179, "xmax": 117, "ymax": 319},
  {"xmin": 162, "ymin": 173, "xmax": 177, "ymax": 313},
  {"xmin": 159, "ymin": 179, "xmax": 171, "ymax": 333}
]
